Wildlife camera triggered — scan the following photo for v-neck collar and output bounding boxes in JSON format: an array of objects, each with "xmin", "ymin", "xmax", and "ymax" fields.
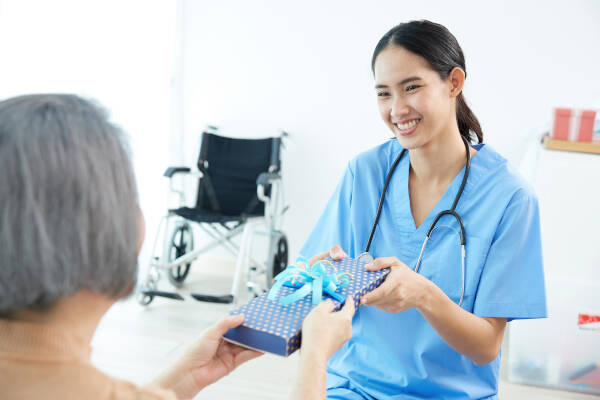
[{"xmin": 388, "ymin": 142, "xmax": 487, "ymax": 236}]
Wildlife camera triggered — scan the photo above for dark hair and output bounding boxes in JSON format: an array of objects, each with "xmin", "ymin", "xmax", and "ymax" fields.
[{"xmin": 372, "ymin": 20, "xmax": 483, "ymax": 144}]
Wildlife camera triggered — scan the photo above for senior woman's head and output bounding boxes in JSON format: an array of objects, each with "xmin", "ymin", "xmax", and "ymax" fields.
[{"xmin": 0, "ymin": 94, "xmax": 140, "ymax": 316}]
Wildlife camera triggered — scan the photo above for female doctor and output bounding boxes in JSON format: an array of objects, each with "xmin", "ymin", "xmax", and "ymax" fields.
[{"xmin": 301, "ymin": 20, "xmax": 547, "ymax": 399}]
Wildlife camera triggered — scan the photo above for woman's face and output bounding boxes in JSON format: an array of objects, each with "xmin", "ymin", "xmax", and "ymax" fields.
[{"xmin": 374, "ymin": 45, "xmax": 457, "ymax": 150}]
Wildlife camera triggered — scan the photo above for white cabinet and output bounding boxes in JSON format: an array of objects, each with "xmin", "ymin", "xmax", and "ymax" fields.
[{"xmin": 507, "ymin": 146, "xmax": 600, "ymax": 395}]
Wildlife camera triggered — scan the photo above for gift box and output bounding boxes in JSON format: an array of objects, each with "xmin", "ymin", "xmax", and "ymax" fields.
[
  {"xmin": 551, "ymin": 108, "xmax": 597, "ymax": 142},
  {"xmin": 223, "ymin": 256, "xmax": 389, "ymax": 356}
]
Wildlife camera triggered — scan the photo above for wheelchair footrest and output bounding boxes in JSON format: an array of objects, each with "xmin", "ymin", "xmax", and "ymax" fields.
[
  {"xmin": 190, "ymin": 293, "xmax": 234, "ymax": 304},
  {"xmin": 142, "ymin": 290, "xmax": 185, "ymax": 301}
]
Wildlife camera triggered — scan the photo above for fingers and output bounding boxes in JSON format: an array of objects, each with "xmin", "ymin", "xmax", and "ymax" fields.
[
  {"xmin": 308, "ymin": 251, "xmax": 330, "ymax": 266},
  {"xmin": 329, "ymin": 245, "xmax": 347, "ymax": 260},
  {"xmin": 338, "ymin": 296, "xmax": 356, "ymax": 318},
  {"xmin": 225, "ymin": 341, "xmax": 254, "ymax": 356},
  {"xmin": 208, "ymin": 314, "xmax": 245, "ymax": 339},
  {"xmin": 234, "ymin": 349, "xmax": 263, "ymax": 366},
  {"xmin": 315, "ymin": 299, "xmax": 336, "ymax": 313},
  {"xmin": 308, "ymin": 245, "xmax": 347, "ymax": 265},
  {"xmin": 360, "ymin": 279, "xmax": 393, "ymax": 305},
  {"xmin": 365, "ymin": 257, "xmax": 399, "ymax": 271}
]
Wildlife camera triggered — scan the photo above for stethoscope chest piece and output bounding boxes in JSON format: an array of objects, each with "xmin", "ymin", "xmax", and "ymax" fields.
[{"xmin": 357, "ymin": 252, "xmax": 374, "ymax": 264}]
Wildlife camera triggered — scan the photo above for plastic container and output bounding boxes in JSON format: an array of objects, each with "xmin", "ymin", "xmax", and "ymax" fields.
[{"xmin": 507, "ymin": 276, "xmax": 600, "ymax": 395}]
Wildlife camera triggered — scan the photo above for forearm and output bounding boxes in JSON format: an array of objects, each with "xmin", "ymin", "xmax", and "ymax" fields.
[
  {"xmin": 291, "ymin": 349, "xmax": 327, "ymax": 400},
  {"xmin": 417, "ymin": 282, "xmax": 506, "ymax": 365}
]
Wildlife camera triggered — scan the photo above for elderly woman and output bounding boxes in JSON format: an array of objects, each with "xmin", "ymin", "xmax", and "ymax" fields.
[{"xmin": 0, "ymin": 94, "xmax": 353, "ymax": 400}]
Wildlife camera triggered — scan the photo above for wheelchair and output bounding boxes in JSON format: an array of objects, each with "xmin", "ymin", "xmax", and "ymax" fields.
[{"xmin": 138, "ymin": 126, "xmax": 289, "ymax": 307}]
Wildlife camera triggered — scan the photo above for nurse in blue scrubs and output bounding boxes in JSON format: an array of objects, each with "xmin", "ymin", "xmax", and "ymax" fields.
[{"xmin": 301, "ymin": 20, "xmax": 547, "ymax": 400}]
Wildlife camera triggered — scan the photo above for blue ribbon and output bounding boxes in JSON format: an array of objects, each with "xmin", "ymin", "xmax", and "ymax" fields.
[{"xmin": 267, "ymin": 257, "xmax": 352, "ymax": 305}]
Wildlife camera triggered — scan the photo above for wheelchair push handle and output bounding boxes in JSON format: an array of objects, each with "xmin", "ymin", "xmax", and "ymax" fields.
[
  {"xmin": 256, "ymin": 172, "xmax": 281, "ymax": 186},
  {"xmin": 163, "ymin": 166, "xmax": 191, "ymax": 178}
]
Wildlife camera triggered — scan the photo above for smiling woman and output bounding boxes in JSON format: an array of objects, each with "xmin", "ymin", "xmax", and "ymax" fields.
[{"xmin": 300, "ymin": 20, "xmax": 547, "ymax": 400}]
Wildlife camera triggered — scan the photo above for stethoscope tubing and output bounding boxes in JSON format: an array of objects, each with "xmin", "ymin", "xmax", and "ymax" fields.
[
  {"xmin": 364, "ymin": 148, "xmax": 406, "ymax": 253},
  {"xmin": 360, "ymin": 137, "xmax": 472, "ymax": 307}
]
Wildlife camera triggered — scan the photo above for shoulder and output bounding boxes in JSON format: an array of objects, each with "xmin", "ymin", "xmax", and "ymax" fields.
[
  {"xmin": 111, "ymin": 380, "xmax": 178, "ymax": 400},
  {"xmin": 347, "ymin": 139, "xmax": 401, "ymax": 176},
  {"xmin": 72, "ymin": 364, "xmax": 178, "ymax": 400},
  {"xmin": 470, "ymin": 144, "xmax": 538, "ymax": 205}
]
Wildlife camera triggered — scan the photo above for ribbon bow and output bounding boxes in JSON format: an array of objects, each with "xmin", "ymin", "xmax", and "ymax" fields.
[{"xmin": 267, "ymin": 257, "xmax": 352, "ymax": 305}]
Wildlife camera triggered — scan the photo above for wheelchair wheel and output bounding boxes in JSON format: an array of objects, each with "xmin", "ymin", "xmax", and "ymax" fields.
[
  {"xmin": 167, "ymin": 222, "xmax": 194, "ymax": 288},
  {"xmin": 267, "ymin": 233, "xmax": 288, "ymax": 287}
]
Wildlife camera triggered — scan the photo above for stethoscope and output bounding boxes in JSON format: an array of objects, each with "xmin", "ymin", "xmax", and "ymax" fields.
[{"xmin": 357, "ymin": 138, "xmax": 471, "ymax": 307}]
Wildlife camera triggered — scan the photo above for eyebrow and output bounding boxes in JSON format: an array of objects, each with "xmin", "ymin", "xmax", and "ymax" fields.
[{"xmin": 375, "ymin": 76, "xmax": 422, "ymax": 89}]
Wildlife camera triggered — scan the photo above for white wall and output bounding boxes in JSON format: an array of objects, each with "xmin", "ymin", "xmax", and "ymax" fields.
[
  {"xmin": 178, "ymin": 0, "xmax": 600, "ymax": 259},
  {"xmin": 0, "ymin": 0, "xmax": 178, "ymax": 273}
]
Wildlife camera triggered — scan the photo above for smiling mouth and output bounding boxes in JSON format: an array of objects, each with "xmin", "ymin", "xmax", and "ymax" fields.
[{"xmin": 394, "ymin": 118, "xmax": 421, "ymax": 135}]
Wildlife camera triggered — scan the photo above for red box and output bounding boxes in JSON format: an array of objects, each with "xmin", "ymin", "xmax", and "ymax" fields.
[{"xmin": 551, "ymin": 108, "xmax": 597, "ymax": 142}]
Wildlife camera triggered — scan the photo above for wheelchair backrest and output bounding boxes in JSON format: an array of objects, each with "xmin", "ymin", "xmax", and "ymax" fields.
[{"xmin": 195, "ymin": 131, "xmax": 281, "ymax": 217}]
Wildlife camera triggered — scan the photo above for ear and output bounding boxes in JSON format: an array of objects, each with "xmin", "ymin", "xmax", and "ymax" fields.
[{"xmin": 448, "ymin": 67, "xmax": 465, "ymax": 98}]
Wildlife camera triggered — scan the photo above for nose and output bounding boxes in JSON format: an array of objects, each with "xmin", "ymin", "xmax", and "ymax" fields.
[{"xmin": 390, "ymin": 96, "xmax": 410, "ymax": 120}]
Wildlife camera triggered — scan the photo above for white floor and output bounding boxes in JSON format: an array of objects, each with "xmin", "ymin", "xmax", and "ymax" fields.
[{"xmin": 91, "ymin": 257, "xmax": 599, "ymax": 399}]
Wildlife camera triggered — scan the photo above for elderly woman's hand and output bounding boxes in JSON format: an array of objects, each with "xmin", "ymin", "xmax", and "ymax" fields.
[
  {"xmin": 301, "ymin": 297, "xmax": 355, "ymax": 360},
  {"xmin": 292, "ymin": 297, "xmax": 355, "ymax": 400},
  {"xmin": 153, "ymin": 314, "xmax": 262, "ymax": 399}
]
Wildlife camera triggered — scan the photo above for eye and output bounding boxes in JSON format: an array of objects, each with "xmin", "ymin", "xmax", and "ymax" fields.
[
  {"xmin": 406, "ymin": 84, "xmax": 421, "ymax": 92},
  {"xmin": 376, "ymin": 91, "xmax": 390, "ymax": 97}
]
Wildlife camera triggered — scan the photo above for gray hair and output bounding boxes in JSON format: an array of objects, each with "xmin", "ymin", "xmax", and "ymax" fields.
[{"xmin": 0, "ymin": 94, "xmax": 139, "ymax": 314}]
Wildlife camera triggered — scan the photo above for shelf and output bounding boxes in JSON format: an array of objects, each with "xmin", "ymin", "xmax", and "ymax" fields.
[{"xmin": 543, "ymin": 136, "xmax": 600, "ymax": 155}]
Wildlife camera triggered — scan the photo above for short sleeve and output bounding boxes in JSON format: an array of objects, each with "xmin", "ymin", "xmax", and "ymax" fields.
[
  {"xmin": 300, "ymin": 165, "xmax": 356, "ymax": 259},
  {"xmin": 473, "ymin": 189, "xmax": 547, "ymax": 321}
]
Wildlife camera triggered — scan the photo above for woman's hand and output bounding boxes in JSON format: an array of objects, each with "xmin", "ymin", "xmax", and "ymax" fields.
[
  {"xmin": 360, "ymin": 257, "xmax": 433, "ymax": 313},
  {"xmin": 153, "ymin": 314, "xmax": 262, "ymax": 399},
  {"xmin": 308, "ymin": 244, "xmax": 348, "ymax": 265}
]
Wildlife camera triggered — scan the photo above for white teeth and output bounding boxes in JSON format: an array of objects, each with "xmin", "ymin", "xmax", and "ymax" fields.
[{"xmin": 396, "ymin": 119, "xmax": 419, "ymax": 130}]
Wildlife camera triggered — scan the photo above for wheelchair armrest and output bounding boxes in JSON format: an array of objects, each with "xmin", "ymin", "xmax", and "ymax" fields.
[
  {"xmin": 163, "ymin": 166, "xmax": 191, "ymax": 178},
  {"xmin": 256, "ymin": 172, "xmax": 281, "ymax": 186}
]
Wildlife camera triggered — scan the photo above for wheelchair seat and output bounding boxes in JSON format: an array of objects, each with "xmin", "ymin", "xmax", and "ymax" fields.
[
  {"xmin": 170, "ymin": 207, "xmax": 244, "ymax": 224},
  {"xmin": 172, "ymin": 131, "xmax": 280, "ymax": 221}
]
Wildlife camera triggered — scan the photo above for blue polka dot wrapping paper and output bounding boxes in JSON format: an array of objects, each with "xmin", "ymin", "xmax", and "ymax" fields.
[{"xmin": 223, "ymin": 257, "xmax": 389, "ymax": 356}]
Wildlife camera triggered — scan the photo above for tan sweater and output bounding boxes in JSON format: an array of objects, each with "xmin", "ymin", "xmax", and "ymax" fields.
[{"xmin": 0, "ymin": 318, "xmax": 177, "ymax": 400}]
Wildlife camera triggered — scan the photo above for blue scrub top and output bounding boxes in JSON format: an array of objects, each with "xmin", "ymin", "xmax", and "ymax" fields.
[{"xmin": 300, "ymin": 139, "xmax": 547, "ymax": 400}]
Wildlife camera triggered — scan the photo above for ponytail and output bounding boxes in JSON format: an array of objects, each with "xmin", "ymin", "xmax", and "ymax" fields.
[{"xmin": 456, "ymin": 93, "xmax": 483, "ymax": 144}]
